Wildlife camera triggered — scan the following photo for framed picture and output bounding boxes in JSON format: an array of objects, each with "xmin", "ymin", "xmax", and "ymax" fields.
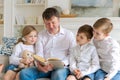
[{"xmin": 71, "ymin": 0, "xmax": 113, "ymax": 7}]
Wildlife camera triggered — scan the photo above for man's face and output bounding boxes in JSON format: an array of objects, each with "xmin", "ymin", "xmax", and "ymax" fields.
[{"xmin": 43, "ymin": 16, "xmax": 60, "ymax": 35}]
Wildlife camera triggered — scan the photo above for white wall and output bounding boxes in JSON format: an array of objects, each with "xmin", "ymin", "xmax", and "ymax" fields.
[{"xmin": 60, "ymin": 17, "xmax": 120, "ymax": 40}]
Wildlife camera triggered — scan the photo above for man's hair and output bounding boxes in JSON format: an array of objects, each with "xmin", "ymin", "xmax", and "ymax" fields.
[
  {"xmin": 93, "ymin": 18, "xmax": 113, "ymax": 34},
  {"xmin": 77, "ymin": 24, "xmax": 93, "ymax": 39},
  {"xmin": 42, "ymin": 7, "xmax": 60, "ymax": 20}
]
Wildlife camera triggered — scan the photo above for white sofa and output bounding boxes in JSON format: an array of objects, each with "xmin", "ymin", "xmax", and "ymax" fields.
[{"xmin": 0, "ymin": 40, "xmax": 120, "ymax": 80}]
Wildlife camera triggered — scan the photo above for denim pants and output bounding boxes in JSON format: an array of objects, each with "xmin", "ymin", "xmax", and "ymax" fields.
[
  {"xmin": 94, "ymin": 69, "xmax": 120, "ymax": 80},
  {"xmin": 20, "ymin": 67, "xmax": 70, "ymax": 80}
]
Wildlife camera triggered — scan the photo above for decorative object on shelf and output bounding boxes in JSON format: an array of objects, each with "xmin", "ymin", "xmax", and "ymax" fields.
[
  {"xmin": 62, "ymin": 9, "xmax": 70, "ymax": 15},
  {"xmin": 47, "ymin": 0, "xmax": 71, "ymax": 15},
  {"xmin": 60, "ymin": 14, "xmax": 77, "ymax": 18},
  {"xmin": 52, "ymin": 6, "xmax": 62, "ymax": 15},
  {"xmin": 25, "ymin": 16, "xmax": 37, "ymax": 24},
  {"xmin": 25, "ymin": 0, "xmax": 31, "ymax": 3}
]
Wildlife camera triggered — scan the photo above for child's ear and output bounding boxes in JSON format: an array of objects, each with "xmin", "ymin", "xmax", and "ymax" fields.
[
  {"xmin": 88, "ymin": 39, "xmax": 91, "ymax": 42},
  {"xmin": 22, "ymin": 37, "xmax": 26, "ymax": 41}
]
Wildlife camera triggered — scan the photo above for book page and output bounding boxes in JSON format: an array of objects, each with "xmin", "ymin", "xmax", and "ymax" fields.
[{"xmin": 33, "ymin": 55, "xmax": 64, "ymax": 69}]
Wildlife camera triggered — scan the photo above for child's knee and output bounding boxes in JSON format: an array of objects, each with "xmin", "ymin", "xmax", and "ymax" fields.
[{"xmin": 67, "ymin": 75, "xmax": 77, "ymax": 80}]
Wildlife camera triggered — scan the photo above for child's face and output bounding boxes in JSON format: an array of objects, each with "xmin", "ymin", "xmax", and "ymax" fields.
[
  {"xmin": 93, "ymin": 28, "xmax": 108, "ymax": 41},
  {"xmin": 24, "ymin": 30, "xmax": 37, "ymax": 45},
  {"xmin": 76, "ymin": 33, "xmax": 90, "ymax": 46}
]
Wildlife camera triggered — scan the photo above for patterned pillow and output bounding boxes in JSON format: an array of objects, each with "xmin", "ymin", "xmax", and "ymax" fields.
[{"xmin": 0, "ymin": 37, "xmax": 17, "ymax": 56}]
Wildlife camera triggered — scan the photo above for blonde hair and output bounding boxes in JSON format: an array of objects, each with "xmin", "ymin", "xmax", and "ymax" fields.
[
  {"xmin": 16, "ymin": 25, "xmax": 37, "ymax": 44},
  {"xmin": 93, "ymin": 18, "xmax": 113, "ymax": 34}
]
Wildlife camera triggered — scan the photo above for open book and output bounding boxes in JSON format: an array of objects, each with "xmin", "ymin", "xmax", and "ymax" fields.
[{"xmin": 33, "ymin": 55, "xmax": 64, "ymax": 69}]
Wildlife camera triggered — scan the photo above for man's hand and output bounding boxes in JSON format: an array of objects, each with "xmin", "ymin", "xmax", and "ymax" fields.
[{"xmin": 37, "ymin": 61, "xmax": 53, "ymax": 73}]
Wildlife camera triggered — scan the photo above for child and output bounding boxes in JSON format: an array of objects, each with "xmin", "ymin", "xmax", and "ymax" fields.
[
  {"xmin": 4, "ymin": 25, "xmax": 38, "ymax": 80},
  {"xmin": 93, "ymin": 18, "xmax": 120, "ymax": 80},
  {"xmin": 67, "ymin": 24, "xmax": 100, "ymax": 80}
]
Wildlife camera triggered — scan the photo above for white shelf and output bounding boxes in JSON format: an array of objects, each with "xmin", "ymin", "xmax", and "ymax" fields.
[
  {"xmin": 15, "ymin": 3, "xmax": 44, "ymax": 6},
  {"xmin": 14, "ymin": 24, "xmax": 44, "ymax": 26}
]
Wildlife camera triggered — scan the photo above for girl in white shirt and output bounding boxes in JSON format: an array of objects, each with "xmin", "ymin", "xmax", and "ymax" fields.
[
  {"xmin": 93, "ymin": 18, "xmax": 120, "ymax": 80},
  {"xmin": 4, "ymin": 25, "xmax": 37, "ymax": 80},
  {"xmin": 67, "ymin": 24, "xmax": 100, "ymax": 80}
]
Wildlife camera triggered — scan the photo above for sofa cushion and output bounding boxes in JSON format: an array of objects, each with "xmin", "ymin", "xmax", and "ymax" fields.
[{"xmin": 0, "ymin": 37, "xmax": 17, "ymax": 56}]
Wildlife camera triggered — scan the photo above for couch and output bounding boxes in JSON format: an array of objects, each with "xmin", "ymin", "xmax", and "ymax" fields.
[{"xmin": 0, "ymin": 37, "xmax": 120, "ymax": 80}]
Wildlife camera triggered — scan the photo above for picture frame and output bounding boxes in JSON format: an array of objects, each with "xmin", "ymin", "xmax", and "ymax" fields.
[{"xmin": 71, "ymin": 0, "xmax": 113, "ymax": 8}]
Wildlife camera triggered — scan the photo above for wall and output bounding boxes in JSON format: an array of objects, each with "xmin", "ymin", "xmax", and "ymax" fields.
[{"xmin": 60, "ymin": 17, "xmax": 120, "ymax": 40}]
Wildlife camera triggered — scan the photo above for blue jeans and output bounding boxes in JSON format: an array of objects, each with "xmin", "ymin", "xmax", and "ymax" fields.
[
  {"xmin": 85, "ymin": 73, "xmax": 95, "ymax": 80},
  {"xmin": 94, "ymin": 69, "xmax": 120, "ymax": 80},
  {"xmin": 5, "ymin": 64, "xmax": 18, "ymax": 72},
  {"xmin": 20, "ymin": 67, "xmax": 70, "ymax": 80}
]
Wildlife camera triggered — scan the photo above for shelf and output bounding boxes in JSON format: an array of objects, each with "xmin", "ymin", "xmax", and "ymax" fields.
[
  {"xmin": 15, "ymin": 3, "xmax": 44, "ymax": 6},
  {"xmin": 14, "ymin": 24, "xmax": 44, "ymax": 26}
]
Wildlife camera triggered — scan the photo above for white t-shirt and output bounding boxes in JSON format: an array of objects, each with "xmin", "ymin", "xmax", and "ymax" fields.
[{"xmin": 9, "ymin": 42, "xmax": 35, "ymax": 65}]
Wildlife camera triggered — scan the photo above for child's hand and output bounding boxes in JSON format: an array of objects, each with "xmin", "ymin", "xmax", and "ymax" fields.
[
  {"xmin": 74, "ymin": 69, "xmax": 80, "ymax": 75},
  {"xmin": 46, "ymin": 64, "xmax": 54, "ymax": 71},
  {"xmin": 20, "ymin": 58, "xmax": 31, "ymax": 65},
  {"xmin": 66, "ymin": 75, "xmax": 77, "ymax": 80},
  {"xmin": 104, "ymin": 77, "xmax": 110, "ymax": 80},
  {"xmin": 74, "ymin": 69, "xmax": 83, "ymax": 79}
]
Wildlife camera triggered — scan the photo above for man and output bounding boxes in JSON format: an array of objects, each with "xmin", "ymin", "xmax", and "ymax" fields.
[{"xmin": 20, "ymin": 7, "xmax": 76, "ymax": 80}]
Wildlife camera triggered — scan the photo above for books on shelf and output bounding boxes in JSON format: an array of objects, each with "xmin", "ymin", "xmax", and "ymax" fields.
[
  {"xmin": 15, "ymin": 16, "xmax": 25, "ymax": 25},
  {"xmin": 15, "ymin": 16, "xmax": 43, "ymax": 25},
  {"xmin": 25, "ymin": 16, "xmax": 37, "ymax": 24},
  {"xmin": 16, "ymin": 0, "xmax": 45, "ymax": 4},
  {"xmin": 33, "ymin": 55, "xmax": 64, "ymax": 69}
]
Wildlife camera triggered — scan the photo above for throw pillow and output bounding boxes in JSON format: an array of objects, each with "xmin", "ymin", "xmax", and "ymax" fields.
[{"xmin": 0, "ymin": 37, "xmax": 17, "ymax": 56}]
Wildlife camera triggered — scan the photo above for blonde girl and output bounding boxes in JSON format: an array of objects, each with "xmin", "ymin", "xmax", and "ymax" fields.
[{"xmin": 4, "ymin": 25, "xmax": 37, "ymax": 80}]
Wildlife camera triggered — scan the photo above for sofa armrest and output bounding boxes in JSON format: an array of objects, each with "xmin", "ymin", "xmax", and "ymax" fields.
[{"xmin": 0, "ymin": 55, "xmax": 9, "ymax": 72}]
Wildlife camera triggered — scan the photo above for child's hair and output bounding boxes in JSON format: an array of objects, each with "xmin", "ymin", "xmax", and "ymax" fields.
[
  {"xmin": 93, "ymin": 18, "xmax": 113, "ymax": 34},
  {"xmin": 16, "ymin": 25, "xmax": 37, "ymax": 44},
  {"xmin": 77, "ymin": 24, "xmax": 93, "ymax": 39},
  {"xmin": 42, "ymin": 7, "xmax": 60, "ymax": 20},
  {"xmin": 81, "ymin": 75, "xmax": 91, "ymax": 80}
]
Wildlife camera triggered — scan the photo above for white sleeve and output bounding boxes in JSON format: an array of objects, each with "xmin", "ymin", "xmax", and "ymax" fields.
[
  {"xmin": 9, "ymin": 44, "xmax": 22, "ymax": 65},
  {"xmin": 106, "ymin": 42, "xmax": 120, "ymax": 79},
  {"xmin": 81, "ymin": 47, "xmax": 100, "ymax": 76},
  {"xmin": 69, "ymin": 31, "xmax": 76, "ymax": 49},
  {"xmin": 69, "ymin": 49, "xmax": 77, "ymax": 73},
  {"xmin": 64, "ymin": 32, "xmax": 76, "ymax": 66},
  {"xmin": 35, "ymin": 33, "xmax": 44, "ymax": 57}
]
